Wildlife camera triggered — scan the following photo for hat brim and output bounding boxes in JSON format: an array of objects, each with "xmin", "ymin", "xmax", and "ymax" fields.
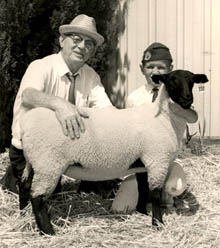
[{"xmin": 59, "ymin": 25, "xmax": 104, "ymax": 46}]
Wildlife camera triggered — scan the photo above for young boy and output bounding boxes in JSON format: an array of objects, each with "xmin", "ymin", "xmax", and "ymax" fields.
[
  {"xmin": 125, "ymin": 43, "xmax": 175, "ymax": 208},
  {"xmin": 127, "ymin": 42, "xmax": 173, "ymax": 107}
]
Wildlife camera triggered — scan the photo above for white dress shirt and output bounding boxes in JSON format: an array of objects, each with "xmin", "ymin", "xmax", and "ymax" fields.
[{"xmin": 126, "ymin": 84, "xmax": 157, "ymax": 108}]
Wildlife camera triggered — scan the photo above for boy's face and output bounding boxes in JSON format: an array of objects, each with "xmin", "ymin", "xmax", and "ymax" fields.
[{"xmin": 140, "ymin": 60, "xmax": 173, "ymax": 87}]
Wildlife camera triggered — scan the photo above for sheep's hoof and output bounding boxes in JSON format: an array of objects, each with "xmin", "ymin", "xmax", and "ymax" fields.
[
  {"xmin": 30, "ymin": 195, "xmax": 55, "ymax": 235},
  {"xmin": 136, "ymin": 206, "xmax": 148, "ymax": 215},
  {"xmin": 40, "ymin": 227, "xmax": 55, "ymax": 236},
  {"xmin": 152, "ymin": 218, "xmax": 164, "ymax": 231}
]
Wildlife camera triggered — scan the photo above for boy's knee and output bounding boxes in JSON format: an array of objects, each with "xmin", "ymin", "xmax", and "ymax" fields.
[{"xmin": 164, "ymin": 162, "xmax": 187, "ymax": 197}]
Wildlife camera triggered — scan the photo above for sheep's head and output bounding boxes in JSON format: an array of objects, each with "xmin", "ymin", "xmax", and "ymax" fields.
[{"xmin": 152, "ymin": 70, "xmax": 208, "ymax": 109}]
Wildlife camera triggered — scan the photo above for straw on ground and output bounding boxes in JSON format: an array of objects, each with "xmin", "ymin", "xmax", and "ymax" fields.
[{"xmin": 0, "ymin": 142, "xmax": 220, "ymax": 248}]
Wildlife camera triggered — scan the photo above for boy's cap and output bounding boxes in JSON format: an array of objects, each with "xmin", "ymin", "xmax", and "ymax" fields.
[{"xmin": 142, "ymin": 42, "xmax": 173, "ymax": 63}]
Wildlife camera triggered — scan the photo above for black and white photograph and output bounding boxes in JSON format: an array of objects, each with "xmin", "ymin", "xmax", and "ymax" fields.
[{"xmin": 0, "ymin": 0, "xmax": 220, "ymax": 247}]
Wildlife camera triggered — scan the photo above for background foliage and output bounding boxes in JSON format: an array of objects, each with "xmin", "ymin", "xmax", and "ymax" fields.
[{"xmin": 0, "ymin": 0, "xmax": 120, "ymax": 152}]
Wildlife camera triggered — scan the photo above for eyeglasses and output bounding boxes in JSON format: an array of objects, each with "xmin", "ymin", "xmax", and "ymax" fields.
[{"xmin": 65, "ymin": 33, "xmax": 95, "ymax": 50}]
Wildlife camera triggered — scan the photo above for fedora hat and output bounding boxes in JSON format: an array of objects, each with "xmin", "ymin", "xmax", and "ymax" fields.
[{"xmin": 59, "ymin": 14, "xmax": 104, "ymax": 46}]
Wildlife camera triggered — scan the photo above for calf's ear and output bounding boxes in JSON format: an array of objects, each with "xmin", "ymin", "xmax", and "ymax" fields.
[
  {"xmin": 192, "ymin": 74, "xmax": 209, "ymax": 84},
  {"xmin": 152, "ymin": 74, "xmax": 167, "ymax": 84}
]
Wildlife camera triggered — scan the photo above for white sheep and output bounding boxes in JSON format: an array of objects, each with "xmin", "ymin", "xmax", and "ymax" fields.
[{"xmin": 20, "ymin": 70, "xmax": 208, "ymax": 235}]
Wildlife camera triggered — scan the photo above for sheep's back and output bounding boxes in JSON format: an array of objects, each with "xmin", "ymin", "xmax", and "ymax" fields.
[{"xmin": 65, "ymin": 106, "xmax": 145, "ymax": 169}]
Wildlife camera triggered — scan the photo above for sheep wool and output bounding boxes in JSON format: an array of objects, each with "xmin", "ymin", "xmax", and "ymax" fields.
[{"xmin": 21, "ymin": 84, "xmax": 191, "ymax": 198}]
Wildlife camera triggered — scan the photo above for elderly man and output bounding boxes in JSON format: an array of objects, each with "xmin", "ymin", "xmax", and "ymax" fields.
[{"xmin": 1, "ymin": 14, "xmax": 112, "ymax": 193}]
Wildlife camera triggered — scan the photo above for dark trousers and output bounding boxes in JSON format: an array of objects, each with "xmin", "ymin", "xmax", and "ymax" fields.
[
  {"xmin": 0, "ymin": 145, "xmax": 26, "ymax": 193},
  {"xmin": 9, "ymin": 144, "xmax": 26, "ymax": 180},
  {"xmin": 1, "ymin": 144, "xmax": 62, "ymax": 194}
]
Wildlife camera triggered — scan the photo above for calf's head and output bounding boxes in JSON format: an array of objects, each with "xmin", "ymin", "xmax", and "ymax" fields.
[{"xmin": 152, "ymin": 70, "xmax": 208, "ymax": 109}]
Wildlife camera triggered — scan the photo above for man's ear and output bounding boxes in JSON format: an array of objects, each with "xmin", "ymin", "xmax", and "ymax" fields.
[
  {"xmin": 168, "ymin": 64, "xmax": 173, "ymax": 72},
  {"xmin": 59, "ymin": 36, "xmax": 65, "ymax": 48},
  {"xmin": 152, "ymin": 74, "xmax": 167, "ymax": 84},
  {"xmin": 192, "ymin": 74, "xmax": 209, "ymax": 84}
]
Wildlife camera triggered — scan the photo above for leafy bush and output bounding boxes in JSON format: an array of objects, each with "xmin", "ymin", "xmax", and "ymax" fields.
[{"xmin": 0, "ymin": 0, "xmax": 120, "ymax": 152}]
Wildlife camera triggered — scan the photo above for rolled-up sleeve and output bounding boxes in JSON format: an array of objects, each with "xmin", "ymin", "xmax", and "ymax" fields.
[{"xmin": 19, "ymin": 60, "xmax": 46, "ymax": 92}]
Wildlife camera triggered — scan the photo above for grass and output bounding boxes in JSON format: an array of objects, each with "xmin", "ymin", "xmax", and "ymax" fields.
[{"xmin": 0, "ymin": 141, "xmax": 220, "ymax": 248}]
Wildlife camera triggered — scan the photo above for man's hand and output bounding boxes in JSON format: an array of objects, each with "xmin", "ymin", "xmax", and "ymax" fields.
[{"xmin": 55, "ymin": 101, "xmax": 89, "ymax": 139}]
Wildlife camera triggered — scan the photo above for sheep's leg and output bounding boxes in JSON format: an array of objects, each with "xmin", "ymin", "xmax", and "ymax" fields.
[
  {"xmin": 151, "ymin": 188, "xmax": 164, "ymax": 228},
  {"xmin": 136, "ymin": 172, "xmax": 149, "ymax": 215},
  {"xmin": 21, "ymin": 162, "xmax": 32, "ymax": 182},
  {"xmin": 30, "ymin": 195, "xmax": 55, "ymax": 235},
  {"xmin": 19, "ymin": 168, "xmax": 34, "ymax": 210},
  {"xmin": 53, "ymin": 176, "xmax": 62, "ymax": 194},
  {"xmin": 29, "ymin": 169, "xmax": 63, "ymax": 235}
]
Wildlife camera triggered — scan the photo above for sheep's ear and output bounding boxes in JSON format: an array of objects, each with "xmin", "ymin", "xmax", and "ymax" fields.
[
  {"xmin": 192, "ymin": 74, "xmax": 209, "ymax": 84},
  {"xmin": 152, "ymin": 74, "xmax": 167, "ymax": 84}
]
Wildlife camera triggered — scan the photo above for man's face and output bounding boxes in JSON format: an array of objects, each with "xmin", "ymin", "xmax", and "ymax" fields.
[
  {"xmin": 59, "ymin": 33, "xmax": 96, "ymax": 65},
  {"xmin": 140, "ymin": 60, "xmax": 173, "ymax": 87}
]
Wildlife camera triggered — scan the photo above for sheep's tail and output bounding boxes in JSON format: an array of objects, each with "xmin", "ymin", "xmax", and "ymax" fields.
[
  {"xmin": 21, "ymin": 161, "xmax": 32, "ymax": 183},
  {"xmin": 21, "ymin": 151, "xmax": 32, "ymax": 183}
]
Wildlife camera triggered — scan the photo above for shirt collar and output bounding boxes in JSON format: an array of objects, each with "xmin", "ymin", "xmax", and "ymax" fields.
[
  {"xmin": 145, "ymin": 83, "xmax": 156, "ymax": 93},
  {"xmin": 56, "ymin": 52, "xmax": 82, "ymax": 78}
]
